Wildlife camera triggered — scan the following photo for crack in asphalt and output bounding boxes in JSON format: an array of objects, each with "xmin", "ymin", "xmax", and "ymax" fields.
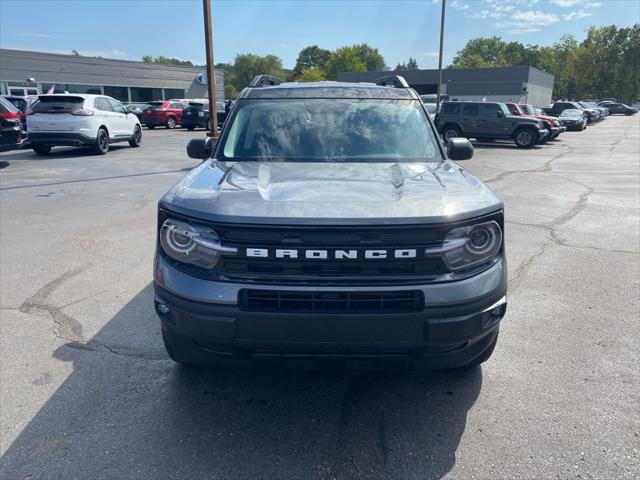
[
  {"xmin": 19, "ymin": 266, "xmax": 165, "ymax": 361},
  {"xmin": 483, "ymin": 147, "xmax": 572, "ymax": 185}
]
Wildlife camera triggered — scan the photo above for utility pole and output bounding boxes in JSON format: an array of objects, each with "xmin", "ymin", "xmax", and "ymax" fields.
[
  {"xmin": 436, "ymin": 0, "xmax": 446, "ymax": 112},
  {"xmin": 202, "ymin": 0, "xmax": 218, "ymax": 138}
]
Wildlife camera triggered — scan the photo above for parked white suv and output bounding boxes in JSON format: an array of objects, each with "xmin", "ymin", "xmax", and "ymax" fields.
[{"xmin": 28, "ymin": 94, "xmax": 142, "ymax": 155}]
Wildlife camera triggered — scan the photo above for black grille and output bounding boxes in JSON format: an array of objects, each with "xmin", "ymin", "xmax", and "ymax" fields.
[{"xmin": 239, "ymin": 290, "xmax": 423, "ymax": 314}]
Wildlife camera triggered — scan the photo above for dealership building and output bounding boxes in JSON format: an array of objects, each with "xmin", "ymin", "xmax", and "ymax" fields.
[
  {"xmin": 0, "ymin": 48, "xmax": 223, "ymax": 102},
  {"xmin": 338, "ymin": 66, "xmax": 554, "ymax": 107}
]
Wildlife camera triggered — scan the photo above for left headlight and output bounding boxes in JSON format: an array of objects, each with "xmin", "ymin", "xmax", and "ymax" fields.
[
  {"xmin": 434, "ymin": 220, "xmax": 503, "ymax": 272},
  {"xmin": 159, "ymin": 218, "xmax": 236, "ymax": 268}
]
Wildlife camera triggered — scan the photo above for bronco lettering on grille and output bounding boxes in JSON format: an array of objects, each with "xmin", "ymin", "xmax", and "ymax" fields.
[{"xmin": 245, "ymin": 248, "xmax": 418, "ymax": 260}]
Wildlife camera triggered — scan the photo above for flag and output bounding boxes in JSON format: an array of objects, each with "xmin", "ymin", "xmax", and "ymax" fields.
[{"xmin": 47, "ymin": 84, "xmax": 55, "ymax": 94}]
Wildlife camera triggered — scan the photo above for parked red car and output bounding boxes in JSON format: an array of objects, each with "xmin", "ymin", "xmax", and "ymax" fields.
[
  {"xmin": 141, "ymin": 100, "xmax": 188, "ymax": 129},
  {"xmin": 506, "ymin": 103, "xmax": 565, "ymax": 140}
]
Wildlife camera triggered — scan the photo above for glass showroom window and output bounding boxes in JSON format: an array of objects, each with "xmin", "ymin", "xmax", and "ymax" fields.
[{"xmin": 104, "ymin": 86, "xmax": 129, "ymax": 102}]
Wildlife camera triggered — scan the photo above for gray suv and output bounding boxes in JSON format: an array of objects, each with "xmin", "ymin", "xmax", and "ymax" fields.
[
  {"xmin": 437, "ymin": 101, "xmax": 548, "ymax": 148},
  {"xmin": 154, "ymin": 75, "xmax": 507, "ymax": 370}
]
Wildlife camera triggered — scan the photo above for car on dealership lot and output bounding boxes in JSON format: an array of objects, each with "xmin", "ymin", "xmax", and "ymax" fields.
[
  {"xmin": 506, "ymin": 103, "xmax": 564, "ymax": 140},
  {"xmin": 27, "ymin": 94, "xmax": 142, "ymax": 155},
  {"xmin": 141, "ymin": 100, "xmax": 188, "ymax": 129},
  {"xmin": 181, "ymin": 101, "xmax": 228, "ymax": 131},
  {"xmin": 437, "ymin": 101, "xmax": 548, "ymax": 148},
  {"xmin": 421, "ymin": 102, "xmax": 437, "ymax": 121},
  {"xmin": 603, "ymin": 102, "xmax": 638, "ymax": 115},
  {"xmin": 0, "ymin": 96, "xmax": 25, "ymax": 152},
  {"xmin": 2, "ymin": 95, "xmax": 39, "ymax": 131},
  {"xmin": 154, "ymin": 75, "xmax": 507, "ymax": 370},
  {"xmin": 556, "ymin": 108, "xmax": 588, "ymax": 131},
  {"xmin": 123, "ymin": 102, "xmax": 149, "ymax": 121},
  {"xmin": 543, "ymin": 101, "xmax": 599, "ymax": 123}
]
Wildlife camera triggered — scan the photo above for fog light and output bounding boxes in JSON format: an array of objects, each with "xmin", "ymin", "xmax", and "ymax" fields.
[
  {"xmin": 490, "ymin": 305, "xmax": 505, "ymax": 317},
  {"xmin": 157, "ymin": 303, "xmax": 170, "ymax": 314}
]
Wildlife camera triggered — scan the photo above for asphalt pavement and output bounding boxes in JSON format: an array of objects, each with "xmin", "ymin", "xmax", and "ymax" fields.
[{"xmin": 0, "ymin": 118, "xmax": 638, "ymax": 479}]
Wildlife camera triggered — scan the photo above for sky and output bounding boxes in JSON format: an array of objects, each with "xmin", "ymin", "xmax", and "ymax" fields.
[{"xmin": 0, "ymin": 0, "xmax": 638, "ymax": 69}]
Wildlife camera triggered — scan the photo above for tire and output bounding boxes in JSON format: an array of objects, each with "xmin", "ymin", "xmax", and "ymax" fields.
[
  {"xmin": 205, "ymin": 119, "xmax": 211, "ymax": 131},
  {"xmin": 92, "ymin": 128, "xmax": 109, "ymax": 155},
  {"xmin": 442, "ymin": 125, "xmax": 462, "ymax": 142},
  {"xmin": 186, "ymin": 126, "xmax": 195, "ymax": 131},
  {"xmin": 147, "ymin": 125, "xmax": 155, "ymax": 130},
  {"xmin": 32, "ymin": 144, "xmax": 51, "ymax": 155},
  {"xmin": 128, "ymin": 125, "xmax": 142, "ymax": 147},
  {"xmin": 463, "ymin": 333, "xmax": 498, "ymax": 368},
  {"xmin": 514, "ymin": 127, "xmax": 537, "ymax": 148},
  {"xmin": 165, "ymin": 116, "xmax": 176, "ymax": 129}
]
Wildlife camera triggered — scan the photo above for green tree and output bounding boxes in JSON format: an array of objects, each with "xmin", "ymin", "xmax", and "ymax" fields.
[
  {"xmin": 293, "ymin": 45, "xmax": 331, "ymax": 77},
  {"xmin": 71, "ymin": 50, "xmax": 80, "ymax": 56},
  {"xmin": 407, "ymin": 57, "xmax": 419, "ymax": 70},
  {"xmin": 298, "ymin": 67, "xmax": 326, "ymax": 82},
  {"xmin": 140, "ymin": 55, "xmax": 193, "ymax": 66},
  {"xmin": 351, "ymin": 43, "xmax": 386, "ymax": 71},
  {"xmin": 324, "ymin": 47, "xmax": 367, "ymax": 80},
  {"xmin": 395, "ymin": 62, "xmax": 408, "ymax": 71},
  {"xmin": 142, "ymin": 55, "xmax": 153, "ymax": 63},
  {"xmin": 231, "ymin": 53, "xmax": 285, "ymax": 91}
]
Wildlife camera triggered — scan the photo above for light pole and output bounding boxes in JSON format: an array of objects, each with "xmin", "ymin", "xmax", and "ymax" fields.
[
  {"xmin": 436, "ymin": 0, "xmax": 446, "ymax": 112},
  {"xmin": 202, "ymin": 0, "xmax": 218, "ymax": 138}
]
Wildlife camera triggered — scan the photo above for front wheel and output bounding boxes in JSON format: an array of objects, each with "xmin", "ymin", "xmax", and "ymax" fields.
[
  {"xmin": 514, "ymin": 128, "xmax": 537, "ymax": 148},
  {"xmin": 165, "ymin": 116, "xmax": 176, "ymax": 129},
  {"xmin": 32, "ymin": 144, "xmax": 51, "ymax": 155},
  {"xmin": 147, "ymin": 125, "xmax": 155, "ymax": 130},
  {"xmin": 129, "ymin": 125, "xmax": 142, "ymax": 147},
  {"xmin": 92, "ymin": 128, "xmax": 109, "ymax": 155}
]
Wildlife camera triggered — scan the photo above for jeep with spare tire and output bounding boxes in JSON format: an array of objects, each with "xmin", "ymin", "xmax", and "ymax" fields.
[
  {"xmin": 153, "ymin": 75, "xmax": 507, "ymax": 370},
  {"xmin": 436, "ymin": 101, "xmax": 548, "ymax": 148}
]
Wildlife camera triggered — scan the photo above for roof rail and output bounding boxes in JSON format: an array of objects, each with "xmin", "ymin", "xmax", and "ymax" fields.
[
  {"xmin": 374, "ymin": 75, "xmax": 410, "ymax": 88},
  {"xmin": 249, "ymin": 75, "xmax": 284, "ymax": 87}
]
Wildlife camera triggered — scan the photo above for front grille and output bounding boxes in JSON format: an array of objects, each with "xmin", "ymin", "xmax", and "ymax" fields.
[{"xmin": 239, "ymin": 289, "xmax": 423, "ymax": 314}]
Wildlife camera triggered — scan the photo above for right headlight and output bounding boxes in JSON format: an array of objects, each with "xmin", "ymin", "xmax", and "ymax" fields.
[
  {"xmin": 159, "ymin": 218, "xmax": 236, "ymax": 269},
  {"xmin": 432, "ymin": 220, "xmax": 503, "ymax": 271}
]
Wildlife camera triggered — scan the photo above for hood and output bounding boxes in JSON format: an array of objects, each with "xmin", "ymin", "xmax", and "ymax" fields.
[
  {"xmin": 160, "ymin": 160, "xmax": 502, "ymax": 225},
  {"xmin": 510, "ymin": 115, "xmax": 541, "ymax": 126}
]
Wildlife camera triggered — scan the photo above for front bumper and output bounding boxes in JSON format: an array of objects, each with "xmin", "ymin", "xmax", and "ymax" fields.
[{"xmin": 154, "ymin": 254, "xmax": 508, "ymax": 369}]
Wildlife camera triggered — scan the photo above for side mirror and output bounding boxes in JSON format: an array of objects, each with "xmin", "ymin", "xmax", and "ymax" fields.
[
  {"xmin": 497, "ymin": 110, "xmax": 504, "ymax": 118},
  {"xmin": 447, "ymin": 138, "xmax": 474, "ymax": 161},
  {"xmin": 187, "ymin": 137, "xmax": 216, "ymax": 160}
]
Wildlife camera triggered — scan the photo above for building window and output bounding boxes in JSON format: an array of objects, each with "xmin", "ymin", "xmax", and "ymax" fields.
[
  {"xmin": 66, "ymin": 84, "xmax": 102, "ymax": 94},
  {"xmin": 104, "ymin": 86, "xmax": 129, "ymax": 102},
  {"xmin": 164, "ymin": 88, "xmax": 185, "ymax": 100},
  {"xmin": 130, "ymin": 87, "xmax": 162, "ymax": 103}
]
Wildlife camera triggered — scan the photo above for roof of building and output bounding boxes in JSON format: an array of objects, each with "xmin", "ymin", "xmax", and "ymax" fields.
[{"xmin": 0, "ymin": 48, "xmax": 222, "ymax": 90}]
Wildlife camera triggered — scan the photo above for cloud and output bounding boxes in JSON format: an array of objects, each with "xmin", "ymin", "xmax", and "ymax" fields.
[
  {"xmin": 503, "ymin": 27, "xmax": 543, "ymax": 34},
  {"xmin": 451, "ymin": 0, "xmax": 470, "ymax": 10},
  {"xmin": 512, "ymin": 10, "xmax": 559, "ymax": 24},
  {"xmin": 585, "ymin": 2, "xmax": 601, "ymax": 7},
  {"xmin": 280, "ymin": 43, "xmax": 288, "ymax": 48},
  {"xmin": 563, "ymin": 9, "xmax": 592, "ymax": 20},
  {"xmin": 19, "ymin": 32, "xmax": 54, "ymax": 38},
  {"xmin": 549, "ymin": 0, "xmax": 582, "ymax": 6}
]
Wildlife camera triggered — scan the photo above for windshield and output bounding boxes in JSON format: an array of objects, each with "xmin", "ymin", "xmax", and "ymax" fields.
[
  {"xmin": 219, "ymin": 99, "xmax": 439, "ymax": 162},
  {"xmin": 560, "ymin": 109, "xmax": 583, "ymax": 117},
  {"xmin": 32, "ymin": 96, "xmax": 84, "ymax": 113},
  {"xmin": 519, "ymin": 104, "xmax": 535, "ymax": 115}
]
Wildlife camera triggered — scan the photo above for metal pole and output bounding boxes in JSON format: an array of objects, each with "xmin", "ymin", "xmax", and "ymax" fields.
[
  {"xmin": 436, "ymin": 0, "xmax": 446, "ymax": 112},
  {"xmin": 203, "ymin": 0, "xmax": 218, "ymax": 138}
]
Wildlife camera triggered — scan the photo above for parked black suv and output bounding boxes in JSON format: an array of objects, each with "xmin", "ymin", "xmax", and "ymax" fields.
[
  {"xmin": 153, "ymin": 75, "xmax": 507, "ymax": 370},
  {"xmin": 604, "ymin": 103, "xmax": 638, "ymax": 115},
  {"xmin": 181, "ymin": 101, "xmax": 228, "ymax": 131},
  {"xmin": 0, "ymin": 96, "xmax": 25, "ymax": 152},
  {"xmin": 437, "ymin": 101, "xmax": 548, "ymax": 148}
]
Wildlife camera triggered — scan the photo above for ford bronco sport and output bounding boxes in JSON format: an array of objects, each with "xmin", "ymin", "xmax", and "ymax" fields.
[{"xmin": 154, "ymin": 75, "xmax": 507, "ymax": 370}]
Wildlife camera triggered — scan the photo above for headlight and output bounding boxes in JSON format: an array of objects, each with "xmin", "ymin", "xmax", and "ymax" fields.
[
  {"xmin": 160, "ymin": 218, "xmax": 236, "ymax": 268},
  {"xmin": 431, "ymin": 220, "xmax": 502, "ymax": 271}
]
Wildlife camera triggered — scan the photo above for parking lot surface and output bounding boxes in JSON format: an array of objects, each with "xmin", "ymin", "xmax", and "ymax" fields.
[{"xmin": 1, "ymin": 119, "xmax": 638, "ymax": 479}]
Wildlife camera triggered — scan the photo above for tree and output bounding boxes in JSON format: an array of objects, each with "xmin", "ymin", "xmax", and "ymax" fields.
[
  {"xmin": 324, "ymin": 47, "xmax": 367, "ymax": 80},
  {"xmin": 298, "ymin": 67, "xmax": 326, "ymax": 82},
  {"xmin": 231, "ymin": 53, "xmax": 285, "ymax": 91},
  {"xmin": 140, "ymin": 55, "xmax": 193, "ymax": 66},
  {"xmin": 293, "ymin": 45, "xmax": 331, "ymax": 77},
  {"xmin": 71, "ymin": 50, "xmax": 80, "ymax": 56},
  {"xmin": 351, "ymin": 43, "xmax": 386, "ymax": 71},
  {"xmin": 395, "ymin": 62, "xmax": 408, "ymax": 71},
  {"xmin": 407, "ymin": 57, "xmax": 419, "ymax": 70}
]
